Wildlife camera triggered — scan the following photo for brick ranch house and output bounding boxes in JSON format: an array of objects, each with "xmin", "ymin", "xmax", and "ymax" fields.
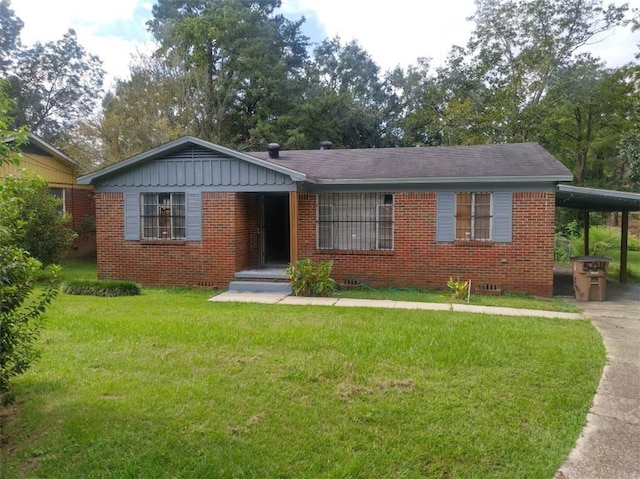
[
  {"xmin": 1, "ymin": 133, "xmax": 96, "ymax": 258},
  {"xmin": 77, "ymin": 137, "xmax": 573, "ymax": 297}
]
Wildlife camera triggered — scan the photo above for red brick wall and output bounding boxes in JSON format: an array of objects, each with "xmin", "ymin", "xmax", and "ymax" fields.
[
  {"xmin": 298, "ymin": 191, "xmax": 556, "ymax": 297},
  {"xmin": 65, "ymin": 187, "xmax": 96, "ymax": 258},
  {"xmin": 95, "ymin": 192, "xmax": 242, "ymax": 288},
  {"xmin": 235, "ymin": 193, "xmax": 259, "ymax": 271},
  {"xmin": 95, "ymin": 190, "xmax": 556, "ymax": 296}
]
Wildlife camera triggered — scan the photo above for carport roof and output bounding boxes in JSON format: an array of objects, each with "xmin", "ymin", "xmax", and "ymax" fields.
[{"xmin": 556, "ymin": 185, "xmax": 640, "ymax": 212}]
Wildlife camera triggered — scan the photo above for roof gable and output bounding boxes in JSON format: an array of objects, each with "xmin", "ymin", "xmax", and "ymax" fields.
[
  {"xmin": 23, "ymin": 133, "xmax": 78, "ymax": 169},
  {"xmin": 78, "ymin": 136, "xmax": 306, "ymax": 185}
]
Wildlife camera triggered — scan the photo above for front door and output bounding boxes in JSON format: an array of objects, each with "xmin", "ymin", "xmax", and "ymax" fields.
[{"xmin": 259, "ymin": 194, "xmax": 290, "ymax": 265}]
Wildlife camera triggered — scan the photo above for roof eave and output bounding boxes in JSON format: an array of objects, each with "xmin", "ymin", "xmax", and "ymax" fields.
[
  {"xmin": 6, "ymin": 133, "xmax": 79, "ymax": 169},
  {"xmin": 311, "ymin": 175, "xmax": 574, "ymax": 186}
]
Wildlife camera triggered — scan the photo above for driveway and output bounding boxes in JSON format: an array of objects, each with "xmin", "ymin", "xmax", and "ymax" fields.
[{"xmin": 555, "ymin": 279, "xmax": 640, "ymax": 478}]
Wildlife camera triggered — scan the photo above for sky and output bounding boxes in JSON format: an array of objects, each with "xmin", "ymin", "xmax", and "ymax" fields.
[{"xmin": 10, "ymin": 0, "xmax": 640, "ymax": 92}]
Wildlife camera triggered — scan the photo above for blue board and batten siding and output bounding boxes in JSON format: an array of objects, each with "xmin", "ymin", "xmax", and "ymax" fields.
[
  {"xmin": 102, "ymin": 145, "xmax": 296, "ymax": 242},
  {"xmin": 436, "ymin": 191, "xmax": 513, "ymax": 242},
  {"xmin": 93, "ymin": 146, "xmax": 295, "ymax": 192}
]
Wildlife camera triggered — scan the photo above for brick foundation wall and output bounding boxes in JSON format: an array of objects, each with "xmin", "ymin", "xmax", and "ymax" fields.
[
  {"xmin": 297, "ymin": 191, "xmax": 556, "ymax": 297},
  {"xmin": 95, "ymin": 192, "xmax": 243, "ymax": 288}
]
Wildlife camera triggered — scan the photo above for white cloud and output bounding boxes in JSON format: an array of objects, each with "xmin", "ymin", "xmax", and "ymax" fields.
[
  {"xmin": 12, "ymin": 0, "xmax": 155, "ymax": 90},
  {"xmin": 10, "ymin": 0, "xmax": 640, "ymax": 92},
  {"xmin": 282, "ymin": 0, "xmax": 478, "ymax": 71}
]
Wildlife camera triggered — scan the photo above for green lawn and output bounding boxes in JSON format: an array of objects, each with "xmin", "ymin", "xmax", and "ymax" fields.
[
  {"xmin": 0, "ymin": 265, "xmax": 605, "ymax": 479},
  {"xmin": 333, "ymin": 287, "xmax": 581, "ymax": 312}
]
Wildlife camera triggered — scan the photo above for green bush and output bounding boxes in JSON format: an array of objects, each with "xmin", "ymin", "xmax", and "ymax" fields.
[
  {"xmin": 570, "ymin": 226, "xmax": 640, "ymax": 256},
  {"xmin": 0, "ymin": 243, "xmax": 61, "ymax": 405},
  {"xmin": 447, "ymin": 277, "xmax": 469, "ymax": 300},
  {"xmin": 0, "ymin": 174, "xmax": 77, "ymax": 265},
  {"xmin": 554, "ymin": 235, "xmax": 573, "ymax": 262},
  {"xmin": 62, "ymin": 279, "xmax": 141, "ymax": 297},
  {"xmin": 286, "ymin": 258, "xmax": 336, "ymax": 297}
]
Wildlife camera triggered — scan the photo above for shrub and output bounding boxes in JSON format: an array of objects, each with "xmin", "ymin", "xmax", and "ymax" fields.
[
  {"xmin": 286, "ymin": 258, "xmax": 336, "ymax": 297},
  {"xmin": 0, "ymin": 174, "xmax": 77, "ymax": 265},
  {"xmin": 554, "ymin": 235, "xmax": 573, "ymax": 262},
  {"xmin": 0, "ymin": 243, "xmax": 61, "ymax": 405},
  {"xmin": 62, "ymin": 279, "xmax": 141, "ymax": 297},
  {"xmin": 447, "ymin": 277, "xmax": 469, "ymax": 301}
]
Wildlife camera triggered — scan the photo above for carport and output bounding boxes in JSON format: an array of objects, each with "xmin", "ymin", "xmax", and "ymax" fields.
[{"xmin": 556, "ymin": 185, "xmax": 640, "ymax": 283}]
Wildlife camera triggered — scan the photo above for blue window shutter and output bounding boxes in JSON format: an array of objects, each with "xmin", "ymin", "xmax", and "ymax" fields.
[
  {"xmin": 436, "ymin": 192, "xmax": 455, "ymax": 242},
  {"xmin": 186, "ymin": 192, "xmax": 202, "ymax": 241},
  {"xmin": 493, "ymin": 192, "xmax": 512, "ymax": 243},
  {"xmin": 124, "ymin": 193, "xmax": 140, "ymax": 240}
]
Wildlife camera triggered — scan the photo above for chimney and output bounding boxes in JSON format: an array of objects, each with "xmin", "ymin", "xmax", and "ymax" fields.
[
  {"xmin": 320, "ymin": 140, "xmax": 332, "ymax": 150},
  {"xmin": 268, "ymin": 142, "xmax": 280, "ymax": 159}
]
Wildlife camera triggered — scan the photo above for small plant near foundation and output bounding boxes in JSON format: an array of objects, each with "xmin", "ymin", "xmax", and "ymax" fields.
[
  {"xmin": 447, "ymin": 277, "xmax": 469, "ymax": 301},
  {"xmin": 286, "ymin": 258, "xmax": 336, "ymax": 297},
  {"xmin": 62, "ymin": 279, "xmax": 141, "ymax": 297}
]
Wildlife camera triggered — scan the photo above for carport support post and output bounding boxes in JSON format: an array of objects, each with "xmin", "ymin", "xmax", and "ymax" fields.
[
  {"xmin": 620, "ymin": 210, "xmax": 629, "ymax": 283},
  {"xmin": 582, "ymin": 210, "xmax": 590, "ymax": 256}
]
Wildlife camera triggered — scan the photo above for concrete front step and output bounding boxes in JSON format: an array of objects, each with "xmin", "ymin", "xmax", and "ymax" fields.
[{"xmin": 228, "ymin": 280, "xmax": 292, "ymax": 294}]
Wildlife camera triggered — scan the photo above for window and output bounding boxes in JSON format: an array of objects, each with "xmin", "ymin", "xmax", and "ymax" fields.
[
  {"xmin": 141, "ymin": 193, "xmax": 186, "ymax": 239},
  {"xmin": 49, "ymin": 187, "xmax": 65, "ymax": 212},
  {"xmin": 317, "ymin": 193, "xmax": 394, "ymax": 250},
  {"xmin": 455, "ymin": 192, "xmax": 492, "ymax": 241}
]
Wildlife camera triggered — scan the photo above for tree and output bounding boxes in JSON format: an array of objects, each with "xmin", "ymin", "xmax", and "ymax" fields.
[
  {"xmin": 0, "ymin": 174, "xmax": 77, "ymax": 265},
  {"xmin": 617, "ymin": 129, "xmax": 640, "ymax": 191},
  {"xmin": 443, "ymin": 0, "xmax": 629, "ymax": 143},
  {"xmin": 0, "ymin": 0, "xmax": 23, "ymax": 76},
  {"xmin": 264, "ymin": 37, "xmax": 392, "ymax": 149},
  {"xmin": 536, "ymin": 61, "xmax": 636, "ymax": 187},
  {"xmin": 147, "ymin": 0, "xmax": 309, "ymax": 148},
  {"xmin": 5, "ymin": 29, "xmax": 104, "ymax": 142},
  {"xmin": 62, "ymin": 53, "xmax": 189, "ymax": 169},
  {"xmin": 0, "ymin": 80, "xmax": 27, "ymax": 166}
]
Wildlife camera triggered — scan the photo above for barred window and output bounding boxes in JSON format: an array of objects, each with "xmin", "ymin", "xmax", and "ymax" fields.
[
  {"xmin": 455, "ymin": 192, "xmax": 492, "ymax": 241},
  {"xmin": 141, "ymin": 193, "xmax": 186, "ymax": 240},
  {"xmin": 317, "ymin": 193, "xmax": 394, "ymax": 250}
]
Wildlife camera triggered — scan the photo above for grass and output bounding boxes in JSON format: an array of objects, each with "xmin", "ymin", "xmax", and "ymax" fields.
[
  {"xmin": 567, "ymin": 225, "xmax": 640, "ymax": 283},
  {"xmin": 0, "ymin": 260, "xmax": 606, "ymax": 478},
  {"xmin": 333, "ymin": 286, "xmax": 582, "ymax": 313}
]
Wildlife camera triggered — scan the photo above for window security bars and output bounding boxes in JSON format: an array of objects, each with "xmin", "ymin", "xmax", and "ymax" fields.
[
  {"xmin": 455, "ymin": 192, "xmax": 492, "ymax": 240},
  {"xmin": 317, "ymin": 193, "xmax": 394, "ymax": 250},
  {"xmin": 141, "ymin": 193, "xmax": 186, "ymax": 239}
]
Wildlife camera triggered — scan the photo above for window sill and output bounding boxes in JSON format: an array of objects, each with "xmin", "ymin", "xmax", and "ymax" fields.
[
  {"xmin": 317, "ymin": 249, "xmax": 395, "ymax": 256},
  {"xmin": 139, "ymin": 239, "xmax": 187, "ymax": 246},
  {"xmin": 453, "ymin": 240, "xmax": 495, "ymax": 247}
]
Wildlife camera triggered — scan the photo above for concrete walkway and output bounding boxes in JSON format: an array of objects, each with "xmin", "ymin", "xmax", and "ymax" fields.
[
  {"xmin": 210, "ymin": 291, "xmax": 583, "ymax": 319},
  {"xmin": 555, "ymin": 281, "xmax": 640, "ymax": 479},
  {"xmin": 210, "ymin": 282, "xmax": 640, "ymax": 478}
]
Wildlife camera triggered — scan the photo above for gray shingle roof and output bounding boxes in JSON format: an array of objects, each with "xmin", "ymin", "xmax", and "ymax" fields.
[{"xmin": 249, "ymin": 142, "xmax": 573, "ymax": 183}]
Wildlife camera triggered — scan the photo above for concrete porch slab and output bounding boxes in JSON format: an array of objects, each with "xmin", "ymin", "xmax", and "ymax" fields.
[{"xmin": 208, "ymin": 292, "xmax": 288, "ymax": 304}]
